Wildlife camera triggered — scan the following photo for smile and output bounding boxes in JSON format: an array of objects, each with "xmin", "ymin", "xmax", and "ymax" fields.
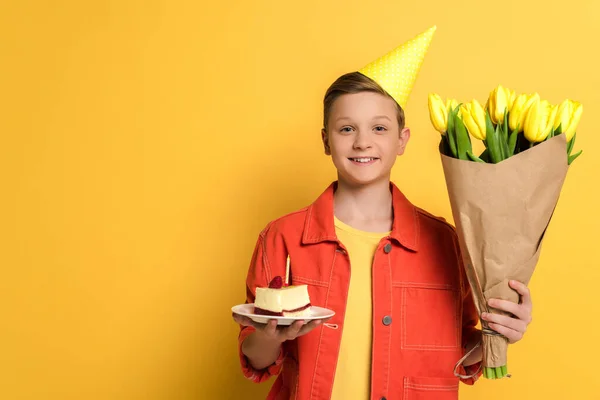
[{"xmin": 348, "ymin": 157, "xmax": 379, "ymax": 164}]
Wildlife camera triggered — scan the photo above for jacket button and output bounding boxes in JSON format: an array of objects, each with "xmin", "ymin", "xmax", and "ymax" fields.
[
  {"xmin": 382, "ymin": 315, "xmax": 392, "ymax": 326},
  {"xmin": 383, "ymin": 243, "xmax": 392, "ymax": 253},
  {"xmin": 380, "ymin": 397, "xmax": 387, "ymax": 400}
]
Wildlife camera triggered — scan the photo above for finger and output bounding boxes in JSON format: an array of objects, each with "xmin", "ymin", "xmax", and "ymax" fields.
[
  {"xmin": 263, "ymin": 319, "xmax": 278, "ymax": 335},
  {"xmin": 284, "ymin": 320, "xmax": 305, "ymax": 339},
  {"xmin": 232, "ymin": 313, "xmax": 244, "ymax": 323},
  {"xmin": 297, "ymin": 319, "xmax": 323, "ymax": 336},
  {"xmin": 488, "ymin": 298, "xmax": 529, "ymax": 321},
  {"xmin": 232, "ymin": 313, "xmax": 255, "ymax": 327},
  {"xmin": 510, "ymin": 280, "xmax": 532, "ymax": 307},
  {"xmin": 481, "ymin": 312, "xmax": 527, "ymax": 333},
  {"xmin": 488, "ymin": 322, "xmax": 523, "ymax": 344}
]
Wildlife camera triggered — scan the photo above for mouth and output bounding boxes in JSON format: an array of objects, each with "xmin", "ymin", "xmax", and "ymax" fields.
[{"xmin": 348, "ymin": 157, "xmax": 379, "ymax": 165}]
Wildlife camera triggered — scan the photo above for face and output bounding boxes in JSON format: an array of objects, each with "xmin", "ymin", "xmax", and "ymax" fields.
[{"xmin": 322, "ymin": 91, "xmax": 410, "ymax": 187}]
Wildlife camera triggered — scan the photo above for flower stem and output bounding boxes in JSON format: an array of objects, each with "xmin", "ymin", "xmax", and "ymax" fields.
[{"xmin": 484, "ymin": 365, "xmax": 508, "ymax": 379}]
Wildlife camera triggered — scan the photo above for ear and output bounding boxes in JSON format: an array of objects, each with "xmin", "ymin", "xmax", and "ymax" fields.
[
  {"xmin": 321, "ymin": 128, "xmax": 331, "ymax": 155},
  {"xmin": 397, "ymin": 127, "xmax": 411, "ymax": 156}
]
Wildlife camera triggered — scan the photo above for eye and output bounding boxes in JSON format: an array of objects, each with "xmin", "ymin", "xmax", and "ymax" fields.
[
  {"xmin": 374, "ymin": 126, "xmax": 387, "ymax": 132},
  {"xmin": 340, "ymin": 126, "xmax": 353, "ymax": 133}
]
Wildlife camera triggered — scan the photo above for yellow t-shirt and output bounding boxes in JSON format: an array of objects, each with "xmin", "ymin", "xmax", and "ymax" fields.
[{"xmin": 331, "ymin": 216, "xmax": 391, "ymax": 400}]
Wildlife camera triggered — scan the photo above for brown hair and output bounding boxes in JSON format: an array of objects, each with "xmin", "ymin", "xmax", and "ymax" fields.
[{"xmin": 322, "ymin": 71, "xmax": 405, "ymax": 132}]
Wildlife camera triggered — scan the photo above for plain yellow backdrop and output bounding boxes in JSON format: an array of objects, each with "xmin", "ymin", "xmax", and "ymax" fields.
[{"xmin": 2, "ymin": 1, "xmax": 599, "ymax": 399}]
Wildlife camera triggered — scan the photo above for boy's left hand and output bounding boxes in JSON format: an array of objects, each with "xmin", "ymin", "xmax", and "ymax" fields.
[{"xmin": 481, "ymin": 280, "xmax": 533, "ymax": 344}]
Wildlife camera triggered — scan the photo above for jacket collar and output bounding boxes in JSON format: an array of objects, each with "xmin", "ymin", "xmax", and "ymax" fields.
[{"xmin": 302, "ymin": 181, "xmax": 420, "ymax": 251}]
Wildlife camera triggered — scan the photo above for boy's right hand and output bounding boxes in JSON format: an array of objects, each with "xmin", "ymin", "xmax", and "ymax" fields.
[{"xmin": 232, "ymin": 313, "xmax": 325, "ymax": 343}]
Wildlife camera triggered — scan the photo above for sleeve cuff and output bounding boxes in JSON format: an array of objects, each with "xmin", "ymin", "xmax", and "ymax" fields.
[
  {"xmin": 238, "ymin": 326, "xmax": 285, "ymax": 383},
  {"xmin": 457, "ymin": 361, "xmax": 483, "ymax": 385}
]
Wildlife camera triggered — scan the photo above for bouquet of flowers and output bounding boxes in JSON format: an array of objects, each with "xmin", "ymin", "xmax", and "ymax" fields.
[{"xmin": 428, "ymin": 85, "xmax": 583, "ymax": 379}]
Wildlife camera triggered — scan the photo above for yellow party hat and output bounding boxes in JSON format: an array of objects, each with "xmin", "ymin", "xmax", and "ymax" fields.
[{"xmin": 359, "ymin": 26, "xmax": 437, "ymax": 108}]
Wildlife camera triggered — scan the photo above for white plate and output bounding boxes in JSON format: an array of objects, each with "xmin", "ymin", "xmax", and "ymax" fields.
[{"xmin": 232, "ymin": 303, "xmax": 335, "ymax": 326}]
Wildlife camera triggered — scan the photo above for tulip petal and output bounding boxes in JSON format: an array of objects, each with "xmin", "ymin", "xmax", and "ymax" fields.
[
  {"xmin": 565, "ymin": 102, "xmax": 583, "ymax": 142},
  {"xmin": 428, "ymin": 93, "xmax": 448, "ymax": 134}
]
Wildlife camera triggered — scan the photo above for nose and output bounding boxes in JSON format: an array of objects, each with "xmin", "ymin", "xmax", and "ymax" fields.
[{"xmin": 353, "ymin": 130, "xmax": 372, "ymax": 150}]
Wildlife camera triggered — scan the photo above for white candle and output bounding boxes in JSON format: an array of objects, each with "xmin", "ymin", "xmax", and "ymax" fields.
[{"xmin": 285, "ymin": 255, "xmax": 290, "ymax": 286}]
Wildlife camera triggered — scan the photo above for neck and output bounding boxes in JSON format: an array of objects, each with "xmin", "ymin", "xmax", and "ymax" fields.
[{"xmin": 333, "ymin": 177, "xmax": 393, "ymax": 231}]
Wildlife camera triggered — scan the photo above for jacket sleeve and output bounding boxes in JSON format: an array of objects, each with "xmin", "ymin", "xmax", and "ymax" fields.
[
  {"xmin": 237, "ymin": 228, "xmax": 286, "ymax": 383},
  {"xmin": 456, "ymin": 237, "xmax": 483, "ymax": 385},
  {"xmin": 457, "ymin": 277, "xmax": 483, "ymax": 385}
]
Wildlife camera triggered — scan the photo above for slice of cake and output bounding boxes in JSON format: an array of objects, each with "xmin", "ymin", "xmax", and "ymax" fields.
[{"xmin": 254, "ymin": 276, "xmax": 312, "ymax": 317}]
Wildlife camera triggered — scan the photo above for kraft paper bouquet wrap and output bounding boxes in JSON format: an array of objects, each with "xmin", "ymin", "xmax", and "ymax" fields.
[{"xmin": 428, "ymin": 86, "xmax": 583, "ymax": 379}]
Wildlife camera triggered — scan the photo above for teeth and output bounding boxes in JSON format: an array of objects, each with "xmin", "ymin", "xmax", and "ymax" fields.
[{"xmin": 352, "ymin": 158, "xmax": 375, "ymax": 163}]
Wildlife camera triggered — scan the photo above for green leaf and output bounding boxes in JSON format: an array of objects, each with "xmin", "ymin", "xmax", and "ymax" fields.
[
  {"xmin": 498, "ymin": 123, "xmax": 509, "ymax": 160},
  {"xmin": 467, "ymin": 150, "xmax": 485, "ymax": 163},
  {"xmin": 554, "ymin": 123, "xmax": 562, "ymax": 138},
  {"xmin": 568, "ymin": 149, "xmax": 582, "ymax": 165},
  {"xmin": 567, "ymin": 132, "xmax": 576, "ymax": 156},
  {"xmin": 447, "ymin": 107, "xmax": 458, "ymax": 158},
  {"xmin": 485, "ymin": 113, "xmax": 502, "ymax": 164},
  {"xmin": 508, "ymin": 128, "xmax": 518, "ymax": 156},
  {"xmin": 502, "ymin": 109, "xmax": 509, "ymax": 143},
  {"xmin": 485, "ymin": 110, "xmax": 495, "ymax": 139},
  {"xmin": 455, "ymin": 116, "xmax": 472, "ymax": 160}
]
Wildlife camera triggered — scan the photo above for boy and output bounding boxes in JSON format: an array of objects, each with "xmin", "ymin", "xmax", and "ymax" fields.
[{"xmin": 233, "ymin": 26, "xmax": 533, "ymax": 400}]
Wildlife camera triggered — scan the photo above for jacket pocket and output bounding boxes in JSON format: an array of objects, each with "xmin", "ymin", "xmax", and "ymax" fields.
[
  {"xmin": 399, "ymin": 284, "xmax": 460, "ymax": 350},
  {"xmin": 403, "ymin": 376, "xmax": 459, "ymax": 400}
]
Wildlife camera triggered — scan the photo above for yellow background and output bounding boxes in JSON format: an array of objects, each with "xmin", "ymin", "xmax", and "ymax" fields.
[{"xmin": 2, "ymin": 1, "xmax": 599, "ymax": 399}]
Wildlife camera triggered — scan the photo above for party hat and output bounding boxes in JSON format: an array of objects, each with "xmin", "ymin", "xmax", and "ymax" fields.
[{"xmin": 359, "ymin": 26, "xmax": 437, "ymax": 108}]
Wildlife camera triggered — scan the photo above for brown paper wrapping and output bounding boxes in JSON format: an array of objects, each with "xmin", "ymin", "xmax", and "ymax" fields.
[{"xmin": 441, "ymin": 134, "xmax": 569, "ymax": 369}]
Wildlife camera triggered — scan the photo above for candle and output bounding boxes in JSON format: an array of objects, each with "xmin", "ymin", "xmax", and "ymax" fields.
[{"xmin": 285, "ymin": 255, "xmax": 290, "ymax": 286}]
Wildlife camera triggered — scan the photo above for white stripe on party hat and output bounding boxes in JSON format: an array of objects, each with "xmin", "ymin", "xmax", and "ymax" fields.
[{"xmin": 359, "ymin": 26, "xmax": 437, "ymax": 108}]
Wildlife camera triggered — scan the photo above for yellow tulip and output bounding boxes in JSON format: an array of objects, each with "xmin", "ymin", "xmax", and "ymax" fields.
[
  {"xmin": 554, "ymin": 99, "xmax": 583, "ymax": 142},
  {"xmin": 446, "ymin": 98, "xmax": 461, "ymax": 119},
  {"xmin": 553, "ymin": 99, "xmax": 573, "ymax": 133},
  {"xmin": 549, "ymin": 104, "xmax": 558, "ymax": 128},
  {"xmin": 487, "ymin": 85, "xmax": 509, "ymax": 125},
  {"xmin": 446, "ymin": 98, "xmax": 459, "ymax": 113},
  {"xmin": 505, "ymin": 87, "xmax": 517, "ymax": 110},
  {"xmin": 509, "ymin": 93, "xmax": 539, "ymax": 132},
  {"xmin": 523, "ymin": 98, "xmax": 557, "ymax": 143},
  {"xmin": 460, "ymin": 100, "xmax": 486, "ymax": 140},
  {"xmin": 428, "ymin": 93, "xmax": 447, "ymax": 134},
  {"xmin": 563, "ymin": 101, "xmax": 583, "ymax": 142}
]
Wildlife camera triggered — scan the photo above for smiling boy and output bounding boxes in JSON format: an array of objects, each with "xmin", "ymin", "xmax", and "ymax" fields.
[{"xmin": 233, "ymin": 27, "xmax": 533, "ymax": 400}]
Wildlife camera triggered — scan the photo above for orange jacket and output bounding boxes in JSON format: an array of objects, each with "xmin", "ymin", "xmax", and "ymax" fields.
[{"xmin": 238, "ymin": 182, "xmax": 481, "ymax": 400}]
